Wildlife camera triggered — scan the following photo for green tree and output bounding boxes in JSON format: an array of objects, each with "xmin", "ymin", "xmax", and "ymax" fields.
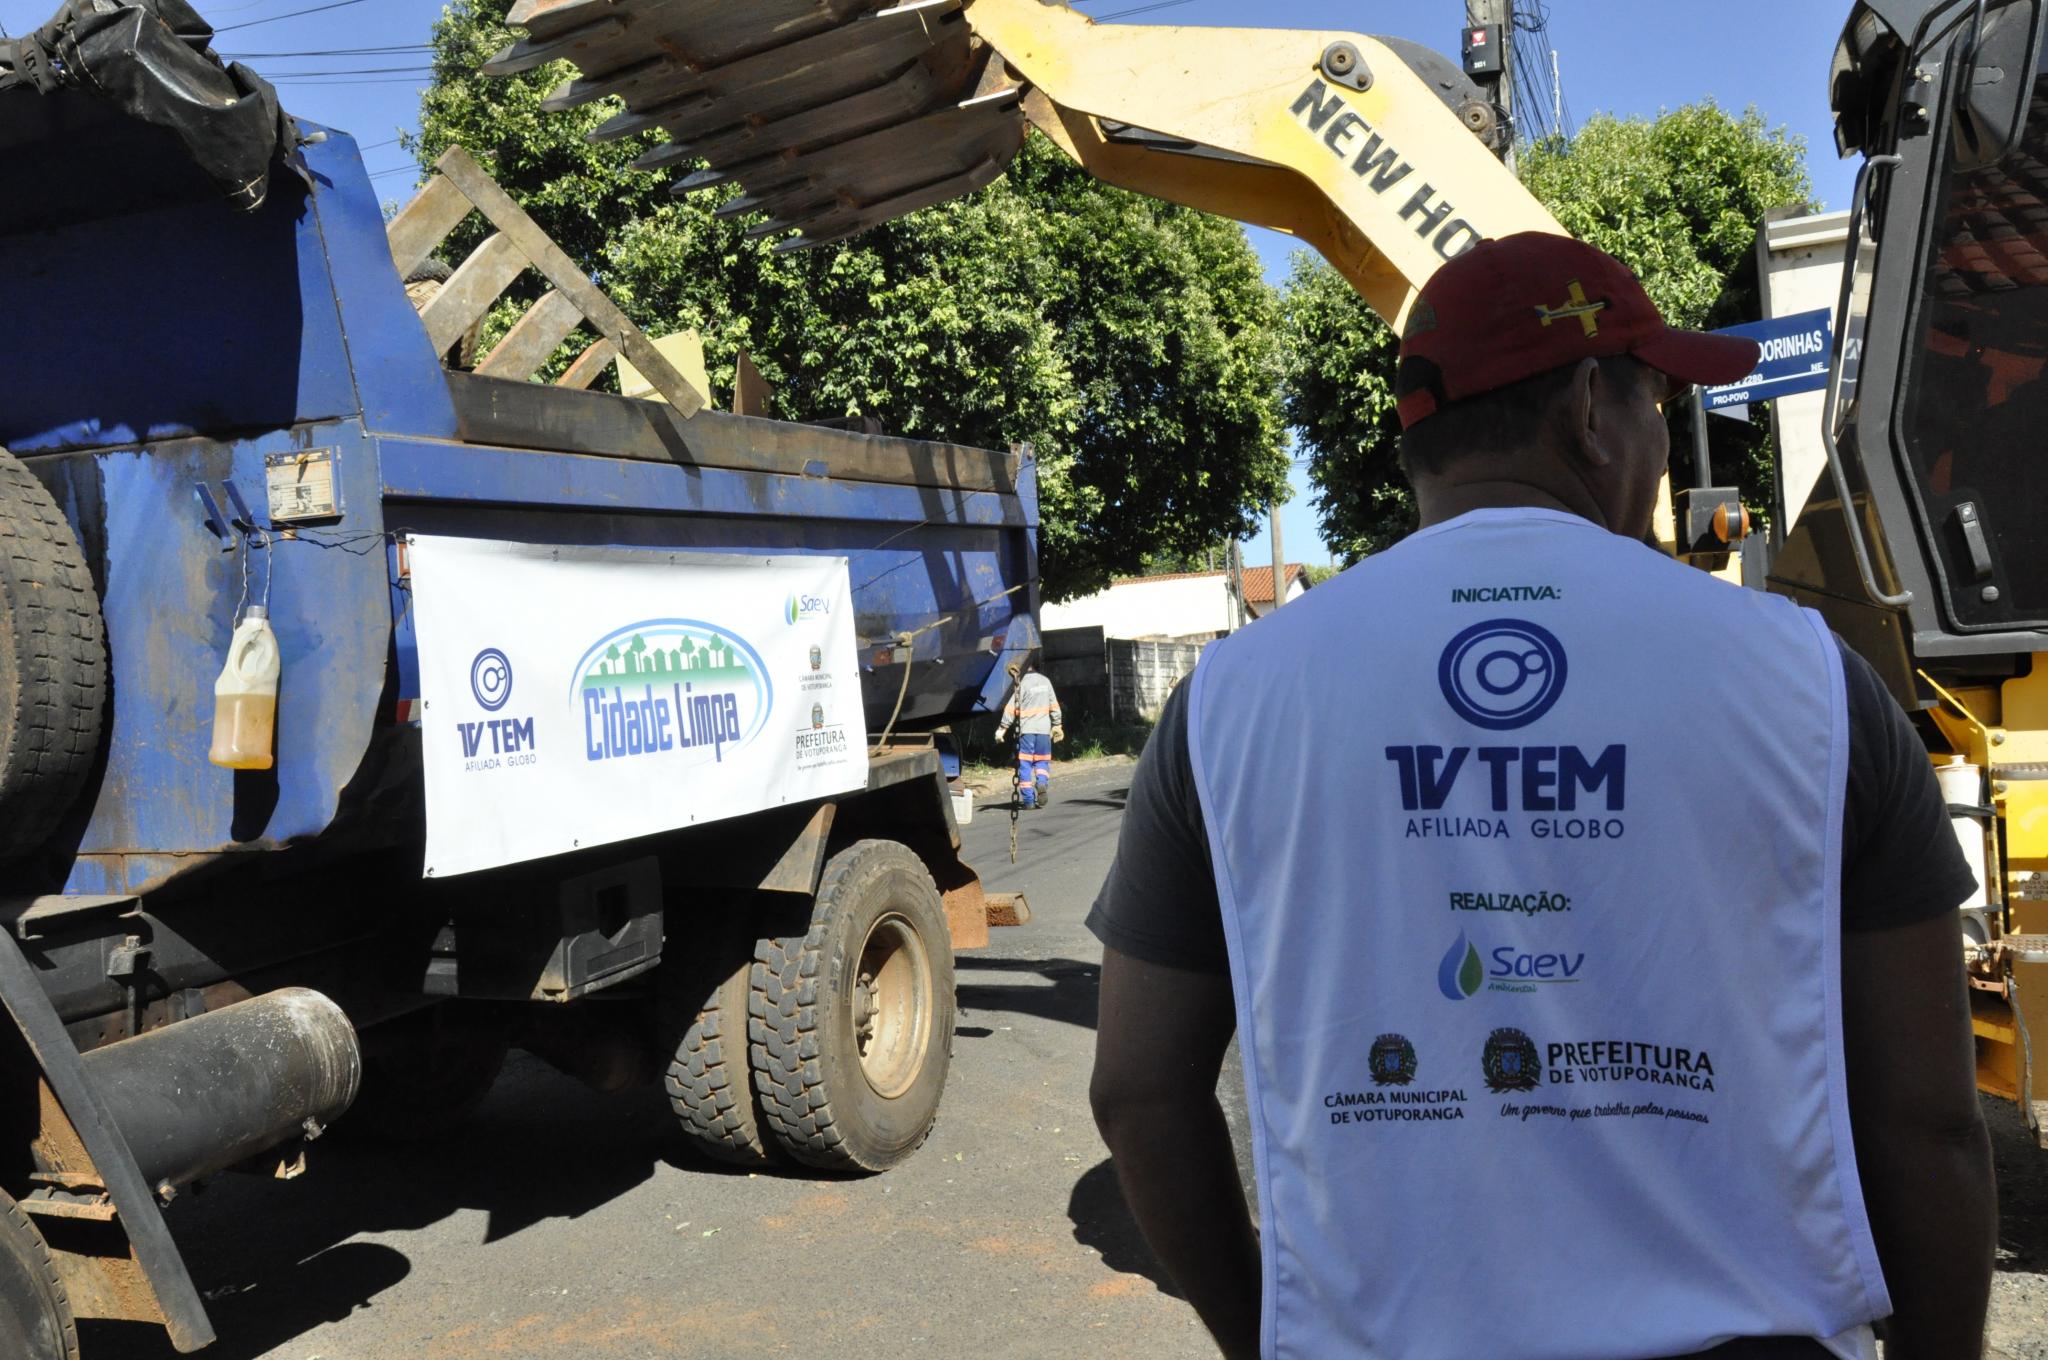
[
  {"xmin": 407, "ymin": 0, "xmax": 1288, "ymax": 600},
  {"xmin": 1282, "ymin": 103, "xmax": 1812, "ymax": 561},
  {"xmin": 1139, "ymin": 537, "xmax": 1232, "ymax": 574}
]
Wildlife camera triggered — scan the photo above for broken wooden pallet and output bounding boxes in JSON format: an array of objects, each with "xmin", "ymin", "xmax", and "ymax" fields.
[{"xmin": 383, "ymin": 145, "xmax": 708, "ymax": 415}]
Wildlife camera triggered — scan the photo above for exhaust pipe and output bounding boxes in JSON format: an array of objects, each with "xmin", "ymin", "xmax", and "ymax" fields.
[{"xmin": 79, "ymin": 988, "xmax": 360, "ymax": 1190}]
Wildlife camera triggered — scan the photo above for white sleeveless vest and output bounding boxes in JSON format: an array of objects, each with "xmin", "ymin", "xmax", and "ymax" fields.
[{"xmin": 1186, "ymin": 509, "xmax": 1888, "ymax": 1360}]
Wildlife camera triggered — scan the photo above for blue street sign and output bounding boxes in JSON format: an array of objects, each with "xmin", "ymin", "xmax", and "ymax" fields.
[{"xmin": 1700, "ymin": 308, "xmax": 1834, "ymax": 411}]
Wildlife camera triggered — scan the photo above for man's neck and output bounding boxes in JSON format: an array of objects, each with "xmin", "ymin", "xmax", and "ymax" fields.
[{"xmin": 1413, "ymin": 478, "xmax": 1607, "ymax": 531}]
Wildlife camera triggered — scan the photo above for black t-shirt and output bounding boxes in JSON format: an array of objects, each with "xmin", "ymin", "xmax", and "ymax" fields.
[{"xmin": 1088, "ymin": 637, "xmax": 1978, "ymax": 972}]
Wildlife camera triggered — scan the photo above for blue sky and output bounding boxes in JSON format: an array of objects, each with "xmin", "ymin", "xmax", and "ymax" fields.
[{"xmin": 0, "ymin": 0, "xmax": 1868, "ymax": 560}]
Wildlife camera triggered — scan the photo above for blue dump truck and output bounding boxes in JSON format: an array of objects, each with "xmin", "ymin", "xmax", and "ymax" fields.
[{"xmin": 0, "ymin": 29, "xmax": 1037, "ymax": 1356}]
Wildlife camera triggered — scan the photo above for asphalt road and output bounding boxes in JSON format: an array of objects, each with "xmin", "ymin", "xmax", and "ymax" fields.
[
  {"xmin": 87, "ymin": 759, "xmax": 2048, "ymax": 1360},
  {"xmin": 91, "ymin": 760, "xmax": 1213, "ymax": 1360}
]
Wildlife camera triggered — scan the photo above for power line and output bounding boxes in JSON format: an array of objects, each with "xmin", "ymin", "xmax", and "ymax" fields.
[
  {"xmin": 215, "ymin": 0, "xmax": 371, "ymax": 33},
  {"xmin": 222, "ymin": 44, "xmax": 432, "ymax": 57},
  {"xmin": 1093, "ymin": 0, "xmax": 1195, "ymax": 20},
  {"xmin": 1502, "ymin": 0, "xmax": 1573, "ymax": 145},
  {"xmin": 266, "ymin": 74, "xmax": 433, "ymax": 84},
  {"xmin": 248, "ymin": 64, "xmax": 434, "ymax": 75}
]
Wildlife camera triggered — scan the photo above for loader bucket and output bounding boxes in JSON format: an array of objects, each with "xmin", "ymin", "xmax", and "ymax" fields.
[{"xmin": 483, "ymin": 0, "xmax": 1029, "ymax": 251}]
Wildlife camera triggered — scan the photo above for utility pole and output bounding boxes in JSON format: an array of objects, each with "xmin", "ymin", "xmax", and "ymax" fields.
[
  {"xmin": 1463, "ymin": 0, "xmax": 1514, "ymax": 169},
  {"xmin": 1227, "ymin": 540, "xmax": 1247, "ymax": 632},
  {"xmin": 1268, "ymin": 502, "xmax": 1286, "ymax": 618},
  {"xmin": 1552, "ymin": 48, "xmax": 1562, "ymax": 135}
]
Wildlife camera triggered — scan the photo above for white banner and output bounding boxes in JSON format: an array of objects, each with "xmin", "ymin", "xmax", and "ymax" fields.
[{"xmin": 408, "ymin": 537, "xmax": 869, "ymax": 877}]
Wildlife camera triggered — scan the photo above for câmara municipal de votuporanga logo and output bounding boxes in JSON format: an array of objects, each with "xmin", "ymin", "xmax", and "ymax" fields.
[
  {"xmin": 571, "ymin": 619, "xmax": 773, "ymax": 766},
  {"xmin": 1369, "ymin": 1033, "xmax": 1418, "ymax": 1087}
]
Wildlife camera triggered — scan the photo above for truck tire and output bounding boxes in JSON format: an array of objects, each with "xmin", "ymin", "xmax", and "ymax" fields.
[
  {"xmin": 339, "ymin": 1005, "xmax": 508, "ymax": 1142},
  {"xmin": 749, "ymin": 840, "xmax": 955, "ymax": 1173},
  {"xmin": 0, "ymin": 447, "xmax": 106, "ymax": 862},
  {"xmin": 0, "ymin": 1189, "xmax": 78, "ymax": 1360},
  {"xmin": 663, "ymin": 943, "xmax": 777, "ymax": 1166}
]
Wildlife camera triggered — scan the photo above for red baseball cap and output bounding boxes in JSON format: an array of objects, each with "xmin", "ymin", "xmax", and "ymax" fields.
[{"xmin": 1394, "ymin": 232, "xmax": 1761, "ymax": 429}]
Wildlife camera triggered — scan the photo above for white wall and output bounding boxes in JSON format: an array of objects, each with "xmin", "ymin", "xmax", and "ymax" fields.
[{"xmin": 1042, "ymin": 575, "xmax": 1234, "ymax": 640}]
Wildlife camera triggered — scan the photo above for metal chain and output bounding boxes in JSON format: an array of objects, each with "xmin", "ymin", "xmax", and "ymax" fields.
[
  {"xmin": 2011, "ymin": 971, "xmax": 2041, "ymax": 1144},
  {"xmin": 1009, "ymin": 755, "xmax": 1021, "ymax": 865}
]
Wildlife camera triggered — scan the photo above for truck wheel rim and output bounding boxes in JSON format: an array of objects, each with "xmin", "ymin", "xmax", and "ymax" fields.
[{"xmin": 852, "ymin": 913, "xmax": 931, "ymax": 1099}]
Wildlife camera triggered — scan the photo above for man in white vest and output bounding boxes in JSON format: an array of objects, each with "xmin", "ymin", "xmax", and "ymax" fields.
[{"xmin": 1086, "ymin": 233, "xmax": 1995, "ymax": 1359}]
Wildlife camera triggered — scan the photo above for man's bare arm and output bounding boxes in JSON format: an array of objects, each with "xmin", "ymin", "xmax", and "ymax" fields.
[
  {"xmin": 1840, "ymin": 910, "xmax": 1995, "ymax": 1358},
  {"xmin": 1090, "ymin": 945, "xmax": 1260, "ymax": 1358}
]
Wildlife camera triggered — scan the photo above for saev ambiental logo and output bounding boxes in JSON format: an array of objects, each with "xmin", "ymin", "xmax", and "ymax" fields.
[
  {"xmin": 571, "ymin": 620, "xmax": 772, "ymax": 765},
  {"xmin": 785, "ymin": 591, "xmax": 830, "ymax": 624},
  {"xmin": 1438, "ymin": 929, "xmax": 1586, "ymax": 1000}
]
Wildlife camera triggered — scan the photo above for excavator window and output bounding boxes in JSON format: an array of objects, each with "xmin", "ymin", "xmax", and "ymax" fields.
[{"xmin": 1898, "ymin": 33, "xmax": 2048, "ymax": 629}]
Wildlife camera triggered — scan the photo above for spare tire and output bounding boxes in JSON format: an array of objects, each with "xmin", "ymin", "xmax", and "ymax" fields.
[{"xmin": 0, "ymin": 448, "xmax": 106, "ymax": 861}]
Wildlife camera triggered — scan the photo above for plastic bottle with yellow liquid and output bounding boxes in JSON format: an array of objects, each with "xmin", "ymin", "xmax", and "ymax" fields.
[{"xmin": 208, "ymin": 606, "xmax": 279, "ymax": 770}]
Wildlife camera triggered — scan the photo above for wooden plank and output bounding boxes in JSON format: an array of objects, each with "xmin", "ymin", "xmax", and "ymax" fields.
[
  {"xmin": 584, "ymin": 4, "xmax": 963, "ymax": 136},
  {"xmin": 475, "ymin": 290, "xmax": 583, "ymax": 381},
  {"xmin": 502, "ymin": 0, "xmax": 873, "ymax": 73},
  {"xmin": 557, "ymin": 337, "xmax": 620, "ymax": 390},
  {"xmin": 384, "ymin": 174, "xmax": 474, "ymax": 280},
  {"xmin": 478, "ymin": 14, "xmax": 626, "ymax": 76},
  {"xmin": 433, "ymin": 146, "xmax": 708, "ymax": 417},
  {"xmin": 633, "ymin": 60, "xmax": 958, "ymax": 173},
  {"xmin": 776, "ymin": 153, "xmax": 1008, "ymax": 252},
  {"xmin": 444, "ymin": 372, "xmax": 1018, "ymax": 493},
  {"xmin": 733, "ymin": 347, "xmax": 772, "ymax": 416},
  {"xmin": 616, "ymin": 330, "xmax": 711, "ymax": 405},
  {"xmin": 421, "ymin": 232, "xmax": 528, "ymax": 356},
  {"xmin": 505, "ymin": 0, "xmax": 607, "ymax": 36}
]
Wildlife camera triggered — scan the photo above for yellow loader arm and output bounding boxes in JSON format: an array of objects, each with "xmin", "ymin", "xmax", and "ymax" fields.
[{"xmin": 484, "ymin": 0, "xmax": 1562, "ymax": 327}]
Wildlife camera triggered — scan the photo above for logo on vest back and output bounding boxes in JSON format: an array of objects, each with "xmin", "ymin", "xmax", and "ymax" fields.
[
  {"xmin": 1482, "ymin": 1028, "xmax": 1543, "ymax": 1092},
  {"xmin": 1369, "ymin": 1033, "xmax": 1418, "ymax": 1086},
  {"xmin": 1440, "ymin": 930, "xmax": 1588, "ymax": 999},
  {"xmin": 1438, "ymin": 931, "xmax": 1484, "ymax": 999},
  {"xmin": 1439, "ymin": 618, "xmax": 1567, "ymax": 729},
  {"xmin": 1389, "ymin": 618, "xmax": 1624, "ymax": 838}
]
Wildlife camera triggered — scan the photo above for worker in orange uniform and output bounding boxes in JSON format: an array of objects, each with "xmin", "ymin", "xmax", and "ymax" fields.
[{"xmin": 994, "ymin": 657, "xmax": 1064, "ymax": 808}]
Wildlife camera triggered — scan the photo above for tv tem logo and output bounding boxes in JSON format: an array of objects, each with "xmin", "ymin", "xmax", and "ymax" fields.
[
  {"xmin": 457, "ymin": 647, "xmax": 536, "ymax": 768},
  {"xmin": 1438, "ymin": 619, "xmax": 1567, "ymax": 729},
  {"xmin": 470, "ymin": 648, "xmax": 512, "ymax": 712}
]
